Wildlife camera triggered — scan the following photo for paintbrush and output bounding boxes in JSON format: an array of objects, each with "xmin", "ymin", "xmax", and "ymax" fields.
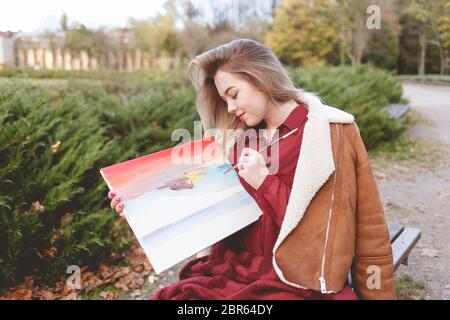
[{"xmin": 223, "ymin": 127, "xmax": 299, "ymax": 174}]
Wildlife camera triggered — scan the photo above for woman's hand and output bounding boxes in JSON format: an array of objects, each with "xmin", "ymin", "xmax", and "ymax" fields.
[
  {"xmin": 108, "ymin": 191, "xmax": 125, "ymax": 219},
  {"xmin": 236, "ymin": 147, "xmax": 269, "ymax": 190}
]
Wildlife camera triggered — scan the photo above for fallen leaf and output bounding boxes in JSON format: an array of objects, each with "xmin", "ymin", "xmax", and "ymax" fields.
[
  {"xmin": 113, "ymin": 271, "xmax": 145, "ymax": 292},
  {"xmin": 143, "ymin": 261, "xmax": 153, "ymax": 271},
  {"xmin": 99, "ymin": 291, "xmax": 117, "ymax": 300},
  {"xmin": 61, "ymin": 282, "xmax": 74, "ymax": 297},
  {"xmin": 46, "ymin": 247, "xmax": 58, "ymax": 257},
  {"xmin": 148, "ymin": 275, "xmax": 158, "ymax": 284},
  {"xmin": 133, "ymin": 265, "xmax": 144, "ymax": 273},
  {"xmin": 51, "ymin": 140, "xmax": 61, "ymax": 154},
  {"xmin": 31, "ymin": 201, "xmax": 45, "ymax": 214},
  {"xmin": 83, "ymin": 274, "xmax": 103, "ymax": 292},
  {"xmin": 127, "ymin": 272, "xmax": 145, "ymax": 290},
  {"xmin": 61, "ymin": 291, "xmax": 79, "ymax": 300},
  {"xmin": 38, "ymin": 289, "xmax": 55, "ymax": 300},
  {"xmin": 99, "ymin": 264, "xmax": 114, "ymax": 280},
  {"xmin": 125, "ymin": 246, "xmax": 146, "ymax": 265},
  {"xmin": 114, "ymin": 278, "xmax": 130, "ymax": 292}
]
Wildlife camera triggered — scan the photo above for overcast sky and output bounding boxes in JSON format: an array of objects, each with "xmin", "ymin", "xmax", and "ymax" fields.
[{"xmin": 0, "ymin": 0, "xmax": 168, "ymax": 33}]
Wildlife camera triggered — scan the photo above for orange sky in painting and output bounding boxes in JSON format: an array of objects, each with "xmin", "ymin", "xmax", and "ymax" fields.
[{"xmin": 100, "ymin": 137, "xmax": 225, "ymax": 198}]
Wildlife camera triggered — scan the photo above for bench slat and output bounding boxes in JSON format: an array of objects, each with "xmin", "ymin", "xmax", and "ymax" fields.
[
  {"xmin": 392, "ymin": 227, "xmax": 421, "ymax": 271},
  {"xmin": 388, "ymin": 223, "xmax": 404, "ymax": 243}
]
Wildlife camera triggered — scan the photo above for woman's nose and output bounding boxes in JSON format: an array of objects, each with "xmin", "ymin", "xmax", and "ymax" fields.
[{"xmin": 227, "ymin": 101, "xmax": 237, "ymax": 114}]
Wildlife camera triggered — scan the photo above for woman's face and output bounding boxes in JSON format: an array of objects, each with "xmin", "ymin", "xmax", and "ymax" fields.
[{"xmin": 214, "ymin": 69, "xmax": 270, "ymax": 127}]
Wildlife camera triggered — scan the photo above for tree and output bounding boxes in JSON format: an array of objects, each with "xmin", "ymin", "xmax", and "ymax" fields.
[
  {"xmin": 65, "ymin": 25, "xmax": 106, "ymax": 60},
  {"xmin": 174, "ymin": 0, "xmax": 209, "ymax": 60},
  {"xmin": 404, "ymin": 0, "xmax": 450, "ymax": 75},
  {"xmin": 397, "ymin": 7, "xmax": 421, "ymax": 74},
  {"xmin": 59, "ymin": 14, "xmax": 69, "ymax": 33},
  {"xmin": 129, "ymin": 14, "xmax": 178, "ymax": 60},
  {"xmin": 65, "ymin": 24, "xmax": 95, "ymax": 54},
  {"xmin": 266, "ymin": 0, "xmax": 338, "ymax": 67},
  {"xmin": 438, "ymin": 1, "xmax": 450, "ymax": 53},
  {"xmin": 405, "ymin": 0, "xmax": 432, "ymax": 75},
  {"xmin": 363, "ymin": 19, "xmax": 399, "ymax": 71},
  {"xmin": 430, "ymin": 0, "xmax": 450, "ymax": 74},
  {"xmin": 335, "ymin": 0, "xmax": 383, "ymax": 66}
]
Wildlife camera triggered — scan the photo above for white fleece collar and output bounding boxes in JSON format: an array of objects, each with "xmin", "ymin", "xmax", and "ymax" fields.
[{"xmin": 272, "ymin": 92, "xmax": 355, "ymax": 288}]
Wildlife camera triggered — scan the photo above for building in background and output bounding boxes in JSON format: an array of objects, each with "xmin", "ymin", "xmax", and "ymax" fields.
[
  {"xmin": 0, "ymin": 31, "xmax": 17, "ymax": 69},
  {"xmin": 0, "ymin": 29, "xmax": 175, "ymax": 71}
]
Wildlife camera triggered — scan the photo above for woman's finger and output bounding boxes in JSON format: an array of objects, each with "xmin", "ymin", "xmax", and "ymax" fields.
[
  {"xmin": 240, "ymin": 147, "xmax": 253, "ymax": 157},
  {"xmin": 108, "ymin": 191, "xmax": 116, "ymax": 199},
  {"xmin": 110, "ymin": 196, "xmax": 120, "ymax": 209},
  {"xmin": 237, "ymin": 168, "xmax": 247, "ymax": 177}
]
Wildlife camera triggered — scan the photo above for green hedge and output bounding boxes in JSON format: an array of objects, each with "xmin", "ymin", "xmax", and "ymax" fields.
[
  {"xmin": 290, "ymin": 65, "xmax": 408, "ymax": 148},
  {"xmin": 0, "ymin": 65, "xmax": 407, "ymax": 287},
  {"xmin": 0, "ymin": 75, "xmax": 198, "ymax": 287}
]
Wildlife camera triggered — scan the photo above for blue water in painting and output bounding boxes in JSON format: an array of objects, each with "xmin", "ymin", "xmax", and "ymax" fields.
[{"xmin": 124, "ymin": 162, "xmax": 250, "ymax": 233}]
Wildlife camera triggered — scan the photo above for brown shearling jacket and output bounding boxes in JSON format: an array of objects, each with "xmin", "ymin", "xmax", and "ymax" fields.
[{"xmin": 271, "ymin": 92, "xmax": 396, "ymax": 300}]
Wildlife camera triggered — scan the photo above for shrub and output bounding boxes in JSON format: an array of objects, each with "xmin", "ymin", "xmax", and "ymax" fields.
[{"xmin": 290, "ymin": 64, "xmax": 408, "ymax": 148}]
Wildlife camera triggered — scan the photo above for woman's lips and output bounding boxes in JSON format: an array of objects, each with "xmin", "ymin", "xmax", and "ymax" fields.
[{"xmin": 238, "ymin": 112, "xmax": 246, "ymax": 121}]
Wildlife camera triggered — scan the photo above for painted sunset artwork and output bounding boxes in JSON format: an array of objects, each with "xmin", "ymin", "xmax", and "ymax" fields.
[{"xmin": 100, "ymin": 137, "xmax": 263, "ymax": 274}]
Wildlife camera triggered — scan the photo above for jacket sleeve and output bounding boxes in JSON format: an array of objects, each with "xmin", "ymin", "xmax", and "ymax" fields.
[
  {"xmin": 253, "ymin": 174, "xmax": 291, "ymax": 228},
  {"xmin": 351, "ymin": 122, "xmax": 396, "ymax": 300}
]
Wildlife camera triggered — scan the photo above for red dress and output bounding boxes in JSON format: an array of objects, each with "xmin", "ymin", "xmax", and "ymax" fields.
[{"xmin": 151, "ymin": 104, "xmax": 358, "ymax": 300}]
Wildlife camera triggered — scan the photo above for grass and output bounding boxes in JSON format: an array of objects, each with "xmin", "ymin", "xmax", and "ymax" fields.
[
  {"xmin": 370, "ymin": 135, "xmax": 450, "ymax": 180},
  {"xmin": 395, "ymin": 74, "xmax": 450, "ymax": 84},
  {"xmin": 80, "ymin": 283, "xmax": 122, "ymax": 300},
  {"xmin": 384, "ymin": 203, "xmax": 416, "ymax": 218},
  {"xmin": 368, "ymin": 110, "xmax": 426, "ymax": 159},
  {"xmin": 369, "ymin": 136, "xmax": 424, "ymax": 160},
  {"xmin": 369, "ymin": 109, "xmax": 450, "ymax": 176},
  {"xmin": 395, "ymin": 274, "xmax": 428, "ymax": 300},
  {"xmin": 406, "ymin": 108, "xmax": 437, "ymax": 127}
]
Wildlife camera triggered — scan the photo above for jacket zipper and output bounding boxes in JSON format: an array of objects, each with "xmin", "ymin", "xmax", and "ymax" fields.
[{"xmin": 319, "ymin": 123, "xmax": 340, "ymax": 293}]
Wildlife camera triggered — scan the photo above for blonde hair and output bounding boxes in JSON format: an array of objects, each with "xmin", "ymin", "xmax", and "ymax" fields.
[{"xmin": 188, "ymin": 38, "xmax": 307, "ymax": 154}]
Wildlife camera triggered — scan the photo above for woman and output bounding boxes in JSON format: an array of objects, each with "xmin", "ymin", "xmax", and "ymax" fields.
[{"xmin": 108, "ymin": 39, "xmax": 396, "ymax": 300}]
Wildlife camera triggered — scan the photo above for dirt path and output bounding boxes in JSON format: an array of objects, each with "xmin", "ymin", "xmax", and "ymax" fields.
[
  {"xmin": 373, "ymin": 83, "xmax": 450, "ymax": 299},
  {"xmin": 119, "ymin": 83, "xmax": 450, "ymax": 300}
]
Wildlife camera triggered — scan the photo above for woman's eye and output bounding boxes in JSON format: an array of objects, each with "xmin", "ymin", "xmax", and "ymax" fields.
[{"xmin": 221, "ymin": 92, "xmax": 238, "ymax": 102}]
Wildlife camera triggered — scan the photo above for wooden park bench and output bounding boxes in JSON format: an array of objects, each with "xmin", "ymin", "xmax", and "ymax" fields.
[
  {"xmin": 389, "ymin": 223, "xmax": 421, "ymax": 271},
  {"xmin": 348, "ymin": 223, "xmax": 421, "ymax": 287}
]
